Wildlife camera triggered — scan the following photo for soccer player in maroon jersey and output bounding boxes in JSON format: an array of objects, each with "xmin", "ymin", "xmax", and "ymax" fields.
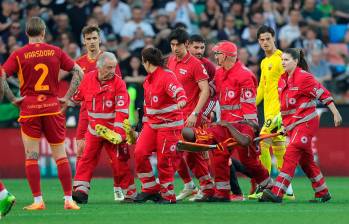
[
  {"xmin": 74, "ymin": 25, "xmax": 127, "ymax": 201},
  {"xmin": 167, "ymin": 28, "xmax": 214, "ymax": 201},
  {"xmin": 1, "ymin": 17, "xmax": 83, "ymax": 210}
]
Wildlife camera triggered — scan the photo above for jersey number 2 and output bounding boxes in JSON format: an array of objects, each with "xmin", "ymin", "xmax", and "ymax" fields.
[{"xmin": 34, "ymin": 63, "xmax": 49, "ymax": 91}]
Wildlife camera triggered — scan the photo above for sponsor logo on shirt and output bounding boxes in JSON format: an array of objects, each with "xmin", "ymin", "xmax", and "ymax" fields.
[{"xmin": 179, "ymin": 68, "xmax": 187, "ymax": 75}]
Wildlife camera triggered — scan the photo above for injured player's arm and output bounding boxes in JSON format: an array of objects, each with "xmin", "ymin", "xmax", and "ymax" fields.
[{"xmin": 218, "ymin": 121, "xmax": 251, "ymax": 146}]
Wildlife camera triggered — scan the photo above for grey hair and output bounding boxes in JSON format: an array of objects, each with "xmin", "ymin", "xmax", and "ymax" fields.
[{"xmin": 96, "ymin": 52, "xmax": 117, "ymax": 68}]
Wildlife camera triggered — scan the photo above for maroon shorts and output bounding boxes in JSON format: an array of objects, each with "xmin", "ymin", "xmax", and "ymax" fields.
[{"xmin": 20, "ymin": 113, "xmax": 66, "ymax": 144}]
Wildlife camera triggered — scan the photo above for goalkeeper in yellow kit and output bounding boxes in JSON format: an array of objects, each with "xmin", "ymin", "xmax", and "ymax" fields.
[{"xmin": 248, "ymin": 25, "xmax": 295, "ymax": 200}]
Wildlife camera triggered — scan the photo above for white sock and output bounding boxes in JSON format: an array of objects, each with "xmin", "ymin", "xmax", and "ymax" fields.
[
  {"xmin": 184, "ymin": 181, "xmax": 195, "ymax": 189},
  {"xmin": 286, "ymin": 184, "xmax": 294, "ymax": 195},
  {"xmin": 0, "ymin": 189, "xmax": 9, "ymax": 200},
  {"xmin": 114, "ymin": 187, "xmax": 122, "ymax": 192},
  {"xmin": 34, "ymin": 196, "xmax": 43, "ymax": 203},
  {"xmin": 64, "ymin": 196, "xmax": 73, "ymax": 201}
]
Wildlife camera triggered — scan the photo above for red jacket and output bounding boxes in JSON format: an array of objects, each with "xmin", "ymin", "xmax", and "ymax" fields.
[
  {"xmin": 72, "ymin": 70, "xmax": 129, "ymax": 139},
  {"xmin": 278, "ymin": 67, "xmax": 333, "ymax": 132},
  {"xmin": 214, "ymin": 61, "xmax": 258, "ymax": 124},
  {"xmin": 143, "ymin": 67, "xmax": 187, "ymax": 130}
]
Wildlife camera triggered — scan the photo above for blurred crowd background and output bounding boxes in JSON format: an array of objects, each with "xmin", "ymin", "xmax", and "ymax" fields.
[{"xmin": 0, "ymin": 0, "xmax": 349, "ymax": 128}]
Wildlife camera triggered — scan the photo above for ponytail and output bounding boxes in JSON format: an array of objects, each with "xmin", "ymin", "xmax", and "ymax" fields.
[
  {"xmin": 284, "ymin": 48, "xmax": 309, "ymax": 71},
  {"xmin": 298, "ymin": 49, "xmax": 309, "ymax": 71}
]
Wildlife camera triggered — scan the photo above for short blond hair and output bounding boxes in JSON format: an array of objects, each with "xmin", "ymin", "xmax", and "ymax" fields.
[{"xmin": 26, "ymin": 17, "xmax": 46, "ymax": 37}]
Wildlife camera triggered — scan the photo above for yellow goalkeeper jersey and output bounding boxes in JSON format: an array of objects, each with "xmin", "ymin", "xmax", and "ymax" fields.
[{"xmin": 256, "ymin": 49, "xmax": 284, "ymax": 120}]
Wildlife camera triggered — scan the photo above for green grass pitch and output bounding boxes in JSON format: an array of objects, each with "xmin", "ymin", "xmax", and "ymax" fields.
[{"xmin": 1, "ymin": 177, "xmax": 349, "ymax": 224}]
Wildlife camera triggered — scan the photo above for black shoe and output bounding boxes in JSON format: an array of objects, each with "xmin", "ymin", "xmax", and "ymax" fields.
[
  {"xmin": 119, "ymin": 198, "xmax": 135, "ymax": 203},
  {"xmin": 309, "ymin": 192, "xmax": 331, "ymax": 203},
  {"xmin": 156, "ymin": 198, "xmax": 176, "ymax": 204},
  {"xmin": 193, "ymin": 195, "xmax": 214, "ymax": 202},
  {"xmin": 133, "ymin": 192, "xmax": 161, "ymax": 203},
  {"xmin": 72, "ymin": 190, "xmax": 88, "ymax": 204},
  {"xmin": 210, "ymin": 196, "xmax": 230, "ymax": 202},
  {"xmin": 259, "ymin": 189, "xmax": 282, "ymax": 203}
]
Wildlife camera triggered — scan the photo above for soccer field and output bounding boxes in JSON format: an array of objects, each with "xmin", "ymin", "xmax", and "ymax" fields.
[{"xmin": 2, "ymin": 177, "xmax": 349, "ymax": 224}]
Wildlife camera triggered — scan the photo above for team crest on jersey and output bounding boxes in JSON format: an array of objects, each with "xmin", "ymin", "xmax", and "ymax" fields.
[
  {"xmin": 227, "ymin": 91, "xmax": 235, "ymax": 98},
  {"xmin": 268, "ymin": 63, "xmax": 273, "ymax": 70},
  {"xmin": 152, "ymin": 96, "xmax": 158, "ymax": 103},
  {"xmin": 105, "ymin": 100, "xmax": 113, "ymax": 108},
  {"xmin": 179, "ymin": 68, "xmax": 187, "ymax": 75},
  {"xmin": 301, "ymin": 136, "xmax": 308, "ymax": 144},
  {"xmin": 170, "ymin": 144, "xmax": 177, "ymax": 152},
  {"xmin": 37, "ymin": 94, "xmax": 47, "ymax": 102},
  {"xmin": 289, "ymin": 98, "xmax": 296, "ymax": 105}
]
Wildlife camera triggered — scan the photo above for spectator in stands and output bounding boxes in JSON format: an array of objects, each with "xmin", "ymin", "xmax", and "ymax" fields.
[
  {"xmin": 67, "ymin": 0, "xmax": 93, "ymax": 45},
  {"xmin": 301, "ymin": 0, "xmax": 325, "ymax": 28},
  {"xmin": 9, "ymin": 1, "xmax": 21, "ymax": 23},
  {"xmin": 261, "ymin": 0, "xmax": 284, "ymax": 32},
  {"xmin": 105, "ymin": 34, "xmax": 118, "ymax": 52},
  {"xmin": 279, "ymin": 9, "xmax": 301, "ymax": 50},
  {"xmin": 141, "ymin": 0, "xmax": 156, "ymax": 24},
  {"xmin": 102, "ymin": 0, "xmax": 131, "ymax": 35},
  {"xmin": 165, "ymin": 0, "xmax": 197, "ymax": 33},
  {"xmin": 67, "ymin": 43, "xmax": 81, "ymax": 60},
  {"xmin": 199, "ymin": 21, "xmax": 217, "ymax": 44},
  {"xmin": 2, "ymin": 22, "xmax": 27, "ymax": 47},
  {"xmin": 0, "ymin": 0, "xmax": 14, "ymax": 36},
  {"xmin": 303, "ymin": 26, "xmax": 326, "ymax": 61},
  {"xmin": 116, "ymin": 44, "xmax": 132, "ymax": 76},
  {"xmin": 120, "ymin": 6, "xmax": 155, "ymax": 51},
  {"xmin": 242, "ymin": 12, "xmax": 265, "ymax": 41},
  {"xmin": 241, "ymin": 23, "xmax": 261, "ymax": 64},
  {"xmin": 199, "ymin": 0, "xmax": 223, "ymax": 30},
  {"xmin": 152, "ymin": 9, "xmax": 171, "ymax": 54},
  {"xmin": 217, "ymin": 14, "xmax": 240, "ymax": 44},
  {"xmin": 92, "ymin": 5, "xmax": 114, "ymax": 39},
  {"xmin": 309, "ymin": 50, "xmax": 332, "ymax": 85},
  {"xmin": 238, "ymin": 47, "xmax": 259, "ymax": 75},
  {"xmin": 227, "ymin": 1, "xmax": 247, "ymax": 33}
]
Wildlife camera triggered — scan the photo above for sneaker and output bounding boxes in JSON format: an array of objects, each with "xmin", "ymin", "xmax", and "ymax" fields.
[
  {"xmin": 210, "ymin": 196, "xmax": 230, "ymax": 202},
  {"xmin": 133, "ymin": 192, "xmax": 161, "ymax": 203},
  {"xmin": 72, "ymin": 190, "xmax": 88, "ymax": 204},
  {"xmin": 283, "ymin": 193, "xmax": 296, "ymax": 201},
  {"xmin": 176, "ymin": 187, "xmax": 198, "ymax": 201},
  {"xmin": 23, "ymin": 201, "xmax": 46, "ymax": 210},
  {"xmin": 156, "ymin": 198, "xmax": 176, "ymax": 204},
  {"xmin": 64, "ymin": 200, "xmax": 80, "ymax": 210},
  {"xmin": 114, "ymin": 189, "xmax": 125, "ymax": 201},
  {"xmin": 247, "ymin": 185, "xmax": 264, "ymax": 200},
  {"xmin": 188, "ymin": 190, "xmax": 203, "ymax": 202},
  {"xmin": 247, "ymin": 192, "xmax": 263, "ymax": 200},
  {"xmin": 95, "ymin": 124, "xmax": 122, "ymax": 144},
  {"xmin": 309, "ymin": 192, "xmax": 331, "ymax": 203},
  {"xmin": 259, "ymin": 189, "xmax": 282, "ymax": 203},
  {"xmin": 0, "ymin": 193, "xmax": 16, "ymax": 217},
  {"xmin": 230, "ymin": 194, "xmax": 245, "ymax": 201},
  {"xmin": 123, "ymin": 119, "xmax": 137, "ymax": 145}
]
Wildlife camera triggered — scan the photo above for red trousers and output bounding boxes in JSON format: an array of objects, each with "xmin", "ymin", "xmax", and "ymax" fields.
[
  {"xmin": 73, "ymin": 132, "xmax": 135, "ymax": 198},
  {"xmin": 134, "ymin": 124, "xmax": 179, "ymax": 202},
  {"xmin": 197, "ymin": 124, "xmax": 270, "ymax": 198},
  {"xmin": 272, "ymin": 117, "xmax": 328, "ymax": 198}
]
